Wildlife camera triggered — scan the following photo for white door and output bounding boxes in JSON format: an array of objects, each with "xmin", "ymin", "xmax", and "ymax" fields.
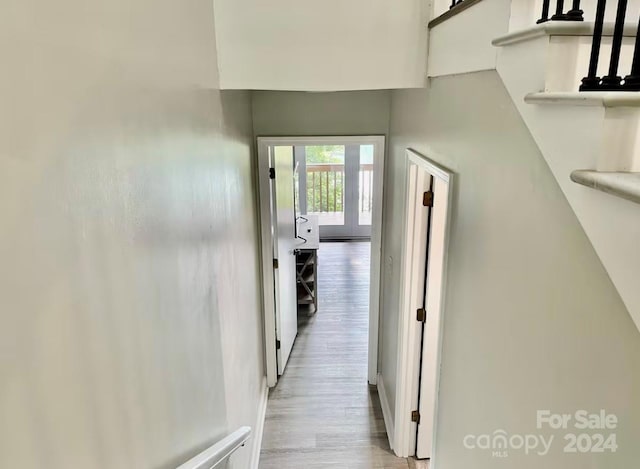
[
  {"xmin": 271, "ymin": 145, "xmax": 298, "ymax": 375},
  {"xmin": 416, "ymin": 176, "xmax": 451, "ymax": 459}
]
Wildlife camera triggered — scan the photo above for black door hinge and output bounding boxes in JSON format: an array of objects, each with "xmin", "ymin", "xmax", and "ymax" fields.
[
  {"xmin": 417, "ymin": 308, "xmax": 426, "ymax": 323},
  {"xmin": 411, "ymin": 410, "xmax": 421, "ymax": 424},
  {"xmin": 273, "ymin": 258, "xmax": 279, "ymax": 269},
  {"xmin": 423, "ymin": 191, "xmax": 434, "ymax": 207},
  {"xmin": 276, "ymin": 339, "xmax": 281, "ymax": 350},
  {"xmin": 269, "ymin": 168, "xmax": 276, "ymax": 179}
]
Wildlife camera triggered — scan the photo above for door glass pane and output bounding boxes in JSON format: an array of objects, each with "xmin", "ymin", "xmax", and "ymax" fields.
[
  {"xmin": 358, "ymin": 145, "xmax": 374, "ymax": 226},
  {"xmin": 305, "ymin": 145, "xmax": 345, "ymax": 226}
]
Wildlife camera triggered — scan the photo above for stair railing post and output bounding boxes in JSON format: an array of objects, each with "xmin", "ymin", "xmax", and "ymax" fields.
[
  {"xmin": 566, "ymin": 0, "xmax": 585, "ymax": 20},
  {"xmin": 537, "ymin": 0, "xmax": 551, "ymax": 23},
  {"xmin": 600, "ymin": 0, "xmax": 628, "ymax": 89},
  {"xmin": 580, "ymin": 0, "xmax": 608, "ymax": 90},
  {"xmin": 623, "ymin": 16, "xmax": 640, "ymax": 90},
  {"xmin": 551, "ymin": 0, "xmax": 569, "ymax": 20}
]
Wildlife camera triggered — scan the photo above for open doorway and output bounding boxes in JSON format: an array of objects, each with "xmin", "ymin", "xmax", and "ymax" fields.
[
  {"xmin": 258, "ymin": 136, "xmax": 407, "ymax": 468},
  {"xmin": 256, "ymin": 136, "xmax": 385, "ymax": 388}
]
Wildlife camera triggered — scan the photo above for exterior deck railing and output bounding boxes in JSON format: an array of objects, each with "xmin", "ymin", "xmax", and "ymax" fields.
[{"xmin": 306, "ymin": 163, "xmax": 374, "ymax": 215}]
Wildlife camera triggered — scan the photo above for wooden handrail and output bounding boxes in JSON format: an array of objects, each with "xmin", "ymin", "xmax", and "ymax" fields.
[{"xmin": 429, "ymin": 0, "xmax": 485, "ymax": 28}]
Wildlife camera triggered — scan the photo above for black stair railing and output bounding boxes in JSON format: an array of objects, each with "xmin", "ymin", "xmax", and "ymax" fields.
[
  {"xmin": 623, "ymin": 17, "xmax": 640, "ymax": 90},
  {"xmin": 567, "ymin": 0, "xmax": 586, "ymax": 19},
  {"xmin": 553, "ymin": 0, "xmax": 569, "ymax": 20},
  {"xmin": 538, "ymin": 0, "xmax": 584, "ymax": 22},
  {"xmin": 580, "ymin": 0, "xmax": 608, "ymax": 89},
  {"xmin": 580, "ymin": 0, "xmax": 640, "ymax": 90}
]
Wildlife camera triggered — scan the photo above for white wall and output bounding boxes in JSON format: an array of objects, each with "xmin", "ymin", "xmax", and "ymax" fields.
[
  {"xmin": 382, "ymin": 71, "xmax": 640, "ymax": 467},
  {"xmin": 0, "ymin": 2, "xmax": 264, "ymax": 469},
  {"xmin": 213, "ymin": 0, "xmax": 428, "ymax": 91},
  {"xmin": 427, "ymin": 0, "xmax": 511, "ymax": 77}
]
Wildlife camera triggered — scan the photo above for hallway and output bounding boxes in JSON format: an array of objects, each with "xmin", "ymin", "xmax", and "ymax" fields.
[{"xmin": 259, "ymin": 242, "xmax": 410, "ymax": 469}]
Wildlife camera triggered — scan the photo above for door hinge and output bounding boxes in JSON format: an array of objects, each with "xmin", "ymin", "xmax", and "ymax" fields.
[
  {"xmin": 273, "ymin": 258, "xmax": 279, "ymax": 269},
  {"xmin": 423, "ymin": 190, "xmax": 434, "ymax": 207},
  {"xmin": 269, "ymin": 168, "xmax": 276, "ymax": 179},
  {"xmin": 276, "ymin": 339, "xmax": 281, "ymax": 350},
  {"xmin": 411, "ymin": 410, "xmax": 421, "ymax": 424},
  {"xmin": 416, "ymin": 308, "xmax": 426, "ymax": 323}
]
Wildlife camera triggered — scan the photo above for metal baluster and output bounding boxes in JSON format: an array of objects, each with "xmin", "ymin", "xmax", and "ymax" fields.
[
  {"xmin": 566, "ymin": 0, "xmax": 584, "ymax": 20},
  {"xmin": 537, "ymin": 0, "xmax": 551, "ymax": 23},
  {"xmin": 580, "ymin": 0, "xmax": 608, "ymax": 90},
  {"xmin": 623, "ymin": 16, "xmax": 640, "ymax": 90},
  {"xmin": 600, "ymin": 0, "xmax": 628, "ymax": 89},
  {"xmin": 450, "ymin": 0, "xmax": 456, "ymax": 8},
  {"xmin": 551, "ymin": 0, "xmax": 569, "ymax": 20}
]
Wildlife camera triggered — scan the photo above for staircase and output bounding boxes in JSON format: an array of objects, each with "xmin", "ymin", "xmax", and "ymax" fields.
[{"xmin": 428, "ymin": 0, "xmax": 640, "ymax": 330}]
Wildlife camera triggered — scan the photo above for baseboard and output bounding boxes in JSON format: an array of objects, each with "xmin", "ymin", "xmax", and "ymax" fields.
[
  {"xmin": 249, "ymin": 377, "xmax": 269, "ymax": 469},
  {"xmin": 377, "ymin": 373, "xmax": 395, "ymax": 450}
]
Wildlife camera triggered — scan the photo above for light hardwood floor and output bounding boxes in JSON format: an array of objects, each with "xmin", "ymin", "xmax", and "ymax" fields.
[{"xmin": 259, "ymin": 242, "xmax": 411, "ymax": 469}]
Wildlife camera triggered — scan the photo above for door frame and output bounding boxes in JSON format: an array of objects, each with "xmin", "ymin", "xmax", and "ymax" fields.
[
  {"xmin": 393, "ymin": 148, "xmax": 454, "ymax": 462},
  {"xmin": 256, "ymin": 136, "xmax": 386, "ymax": 387}
]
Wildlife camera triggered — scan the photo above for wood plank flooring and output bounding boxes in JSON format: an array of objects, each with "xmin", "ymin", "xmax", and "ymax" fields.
[{"xmin": 259, "ymin": 242, "xmax": 411, "ymax": 469}]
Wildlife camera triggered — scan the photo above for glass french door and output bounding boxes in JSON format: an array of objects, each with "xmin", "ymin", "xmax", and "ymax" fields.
[{"xmin": 295, "ymin": 144, "xmax": 374, "ymax": 239}]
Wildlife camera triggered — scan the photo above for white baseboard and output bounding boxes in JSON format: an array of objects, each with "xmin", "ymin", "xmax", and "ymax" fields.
[
  {"xmin": 249, "ymin": 377, "xmax": 269, "ymax": 469},
  {"xmin": 377, "ymin": 373, "xmax": 395, "ymax": 450}
]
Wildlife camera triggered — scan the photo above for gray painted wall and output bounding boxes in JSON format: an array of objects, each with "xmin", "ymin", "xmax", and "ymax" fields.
[
  {"xmin": 251, "ymin": 90, "xmax": 391, "ymax": 137},
  {"xmin": 381, "ymin": 71, "xmax": 640, "ymax": 467},
  {"xmin": 0, "ymin": 2, "xmax": 263, "ymax": 468}
]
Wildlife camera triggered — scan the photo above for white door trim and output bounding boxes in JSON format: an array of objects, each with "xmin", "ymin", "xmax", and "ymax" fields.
[
  {"xmin": 256, "ymin": 136, "xmax": 386, "ymax": 387},
  {"xmin": 393, "ymin": 148, "xmax": 454, "ymax": 462},
  {"xmin": 257, "ymin": 140, "xmax": 278, "ymax": 387}
]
